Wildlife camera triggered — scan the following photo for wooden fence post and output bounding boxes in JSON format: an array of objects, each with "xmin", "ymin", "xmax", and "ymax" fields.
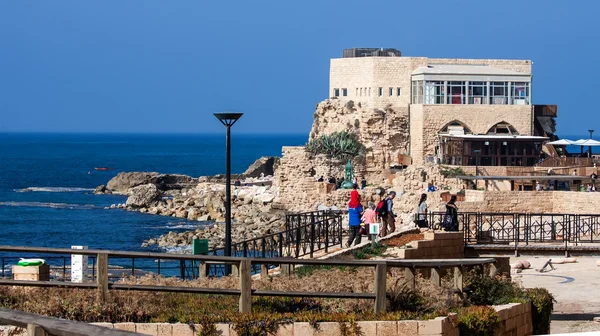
[
  {"xmin": 488, "ymin": 263, "xmax": 497, "ymax": 277},
  {"xmin": 430, "ymin": 267, "xmax": 441, "ymax": 286},
  {"xmin": 374, "ymin": 263, "xmax": 387, "ymax": 314},
  {"xmin": 27, "ymin": 324, "xmax": 47, "ymax": 336},
  {"xmin": 260, "ymin": 263, "xmax": 269, "ymax": 279},
  {"xmin": 453, "ymin": 266, "xmax": 465, "ymax": 292},
  {"xmin": 199, "ymin": 261, "xmax": 208, "ymax": 279},
  {"xmin": 96, "ymin": 253, "xmax": 108, "ymax": 304},
  {"xmin": 239, "ymin": 260, "xmax": 252, "ymax": 314},
  {"xmin": 404, "ymin": 267, "xmax": 416, "ymax": 290}
]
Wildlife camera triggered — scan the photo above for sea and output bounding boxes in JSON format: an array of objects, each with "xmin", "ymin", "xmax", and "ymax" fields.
[{"xmin": 0, "ymin": 133, "xmax": 306, "ymax": 254}]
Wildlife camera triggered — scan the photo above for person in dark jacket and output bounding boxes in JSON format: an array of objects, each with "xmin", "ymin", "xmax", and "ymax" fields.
[
  {"xmin": 346, "ymin": 201, "xmax": 364, "ymax": 247},
  {"xmin": 443, "ymin": 195, "xmax": 459, "ymax": 231}
]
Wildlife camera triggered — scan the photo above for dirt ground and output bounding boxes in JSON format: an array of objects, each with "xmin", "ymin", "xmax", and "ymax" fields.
[{"xmin": 510, "ymin": 255, "xmax": 600, "ymax": 334}]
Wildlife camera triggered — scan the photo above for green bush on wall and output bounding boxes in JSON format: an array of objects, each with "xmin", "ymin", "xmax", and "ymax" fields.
[{"xmin": 456, "ymin": 306, "xmax": 501, "ymax": 336}]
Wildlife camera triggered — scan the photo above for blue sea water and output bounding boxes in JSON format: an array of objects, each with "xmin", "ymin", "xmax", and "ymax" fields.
[{"xmin": 0, "ymin": 133, "xmax": 306, "ymax": 253}]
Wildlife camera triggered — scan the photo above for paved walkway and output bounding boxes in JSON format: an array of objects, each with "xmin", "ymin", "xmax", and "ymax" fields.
[{"xmin": 511, "ymin": 256, "xmax": 600, "ymax": 334}]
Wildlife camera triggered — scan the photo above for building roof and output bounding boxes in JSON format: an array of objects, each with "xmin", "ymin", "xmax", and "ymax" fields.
[
  {"xmin": 440, "ymin": 134, "xmax": 548, "ymax": 141},
  {"xmin": 412, "ymin": 64, "xmax": 529, "ymax": 76},
  {"xmin": 457, "ymin": 175, "xmax": 592, "ymax": 181}
]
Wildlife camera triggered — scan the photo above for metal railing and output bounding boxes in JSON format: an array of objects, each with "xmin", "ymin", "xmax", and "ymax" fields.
[
  {"xmin": 427, "ymin": 212, "xmax": 600, "ymax": 247},
  {"xmin": 0, "ymin": 211, "xmax": 343, "ymax": 281},
  {"xmin": 0, "ymin": 245, "xmax": 497, "ymax": 317}
]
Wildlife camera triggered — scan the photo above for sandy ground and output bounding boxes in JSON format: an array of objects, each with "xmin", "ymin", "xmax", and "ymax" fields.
[{"xmin": 511, "ymin": 256, "xmax": 600, "ymax": 334}]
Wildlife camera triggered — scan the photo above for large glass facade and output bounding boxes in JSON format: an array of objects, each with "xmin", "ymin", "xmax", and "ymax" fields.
[{"xmin": 411, "ymin": 80, "xmax": 530, "ymax": 105}]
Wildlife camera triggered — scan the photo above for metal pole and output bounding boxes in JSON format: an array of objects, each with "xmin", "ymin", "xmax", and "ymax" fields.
[{"xmin": 224, "ymin": 125, "xmax": 232, "ymax": 275}]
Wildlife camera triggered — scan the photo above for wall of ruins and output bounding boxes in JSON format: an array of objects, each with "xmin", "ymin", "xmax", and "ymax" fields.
[
  {"xmin": 459, "ymin": 190, "xmax": 600, "ymax": 214},
  {"xmin": 309, "ymin": 99, "xmax": 410, "ymax": 183}
]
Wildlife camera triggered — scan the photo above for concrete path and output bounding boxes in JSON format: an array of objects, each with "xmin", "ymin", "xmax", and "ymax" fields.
[{"xmin": 510, "ymin": 256, "xmax": 600, "ymax": 334}]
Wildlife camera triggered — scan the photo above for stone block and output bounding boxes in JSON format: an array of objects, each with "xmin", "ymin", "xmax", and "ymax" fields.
[
  {"xmin": 356, "ymin": 321, "xmax": 376, "ymax": 336},
  {"xmin": 397, "ymin": 320, "xmax": 418, "ymax": 335},
  {"xmin": 293, "ymin": 322, "xmax": 314, "ymax": 336},
  {"xmin": 376, "ymin": 321, "xmax": 398, "ymax": 336},
  {"xmin": 157, "ymin": 324, "xmax": 173, "ymax": 336},
  {"xmin": 90, "ymin": 323, "xmax": 114, "ymax": 329},
  {"xmin": 494, "ymin": 305, "xmax": 512, "ymax": 321},
  {"xmin": 136, "ymin": 323, "xmax": 158, "ymax": 336},
  {"xmin": 114, "ymin": 323, "xmax": 136, "ymax": 332},
  {"xmin": 415, "ymin": 240, "xmax": 437, "ymax": 248},
  {"xmin": 418, "ymin": 317, "xmax": 444, "ymax": 335},
  {"xmin": 276, "ymin": 323, "xmax": 294, "ymax": 336},
  {"xmin": 171, "ymin": 323, "xmax": 195, "ymax": 336},
  {"xmin": 505, "ymin": 316, "xmax": 517, "ymax": 331}
]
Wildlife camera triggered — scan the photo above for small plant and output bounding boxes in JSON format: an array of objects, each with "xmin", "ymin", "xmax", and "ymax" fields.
[
  {"xmin": 525, "ymin": 288, "xmax": 555, "ymax": 335},
  {"xmin": 440, "ymin": 167, "xmax": 466, "ymax": 178},
  {"xmin": 339, "ymin": 319, "xmax": 364, "ymax": 336},
  {"xmin": 456, "ymin": 306, "xmax": 501, "ymax": 336},
  {"xmin": 387, "ymin": 279, "xmax": 425, "ymax": 312},
  {"xmin": 196, "ymin": 316, "xmax": 218, "ymax": 336}
]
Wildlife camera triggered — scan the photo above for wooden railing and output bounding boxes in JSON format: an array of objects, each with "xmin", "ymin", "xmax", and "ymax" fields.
[
  {"xmin": 0, "ymin": 308, "xmax": 143, "ymax": 335},
  {"xmin": 0, "ymin": 246, "xmax": 496, "ymax": 317},
  {"xmin": 535, "ymin": 156, "xmax": 592, "ymax": 168}
]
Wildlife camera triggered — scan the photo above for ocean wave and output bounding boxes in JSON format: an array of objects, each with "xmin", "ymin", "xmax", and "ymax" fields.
[
  {"xmin": 0, "ymin": 201, "xmax": 96, "ymax": 210},
  {"xmin": 16, "ymin": 187, "xmax": 95, "ymax": 193},
  {"xmin": 163, "ymin": 246, "xmax": 192, "ymax": 254},
  {"xmin": 166, "ymin": 221, "xmax": 201, "ymax": 230}
]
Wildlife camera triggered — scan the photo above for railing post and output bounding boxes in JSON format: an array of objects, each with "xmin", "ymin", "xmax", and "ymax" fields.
[
  {"xmin": 325, "ymin": 217, "xmax": 330, "ymax": 253},
  {"xmin": 310, "ymin": 213, "xmax": 316, "ymax": 258},
  {"xmin": 239, "ymin": 259, "xmax": 252, "ymax": 313},
  {"xmin": 374, "ymin": 263, "xmax": 387, "ymax": 314},
  {"xmin": 404, "ymin": 267, "xmax": 416, "ymax": 290},
  {"xmin": 96, "ymin": 253, "xmax": 108, "ymax": 304},
  {"xmin": 199, "ymin": 261, "xmax": 208, "ymax": 279},
  {"xmin": 27, "ymin": 323, "xmax": 47, "ymax": 336},
  {"xmin": 179, "ymin": 260, "xmax": 186, "ymax": 279},
  {"xmin": 430, "ymin": 267, "xmax": 441, "ymax": 286},
  {"xmin": 261, "ymin": 263, "xmax": 269, "ymax": 279},
  {"xmin": 453, "ymin": 266, "xmax": 464, "ymax": 292},
  {"xmin": 295, "ymin": 225, "xmax": 301, "ymax": 258}
]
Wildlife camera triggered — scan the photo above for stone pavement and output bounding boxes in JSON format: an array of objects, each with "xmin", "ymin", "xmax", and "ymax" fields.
[{"xmin": 510, "ymin": 256, "xmax": 600, "ymax": 334}]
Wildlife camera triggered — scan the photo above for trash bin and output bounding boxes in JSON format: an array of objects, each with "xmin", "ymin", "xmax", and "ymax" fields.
[{"xmin": 192, "ymin": 239, "xmax": 208, "ymax": 255}]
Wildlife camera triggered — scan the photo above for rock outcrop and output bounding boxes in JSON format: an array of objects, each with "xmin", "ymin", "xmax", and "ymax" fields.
[
  {"xmin": 126, "ymin": 184, "xmax": 161, "ymax": 208},
  {"xmin": 243, "ymin": 156, "xmax": 279, "ymax": 177},
  {"xmin": 106, "ymin": 172, "xmax": 160, "ymax": 193}
]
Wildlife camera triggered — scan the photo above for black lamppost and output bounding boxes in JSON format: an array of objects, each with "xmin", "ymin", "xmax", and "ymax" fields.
[
  {"xmin": 214, "ymin": 112, "xmax": 243, "ymax": 275},
  {"xmin": 589, "ymin": 129, "xmax": 595, "ymax": 156}
]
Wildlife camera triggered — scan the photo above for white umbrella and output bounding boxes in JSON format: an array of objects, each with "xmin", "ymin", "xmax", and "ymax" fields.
[
  {"xmin": 572, "ymin": 139, "xmax": 600, "ymax": 146},
  {"xmin": 546, "ymin": 139, "xmax": 575, "ymax": 145}
]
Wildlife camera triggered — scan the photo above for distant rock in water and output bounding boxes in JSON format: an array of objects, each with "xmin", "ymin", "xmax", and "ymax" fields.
[
  {"xmin": 106, "ymin": 172, "xmax": 160, "ymax": 193},
  {"xmin": 126, "ymin": 184, "xmax": 161, "ymax": 208},
  {"xmin": 94, "ymin": 185, "xmax": 107, "ymax": 194},
  {"xmin": 243, "ymin": 156, "xmax": 279, "ymax": 178},
  {"xmin": 105, "ymin": 172, "xmax": 196, "ymax": 193}
]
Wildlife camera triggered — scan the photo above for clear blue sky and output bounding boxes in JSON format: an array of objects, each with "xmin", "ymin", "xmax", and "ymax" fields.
[{"xmin": 0, "ymin": 1, "xmax": 597, "ymax": 136}]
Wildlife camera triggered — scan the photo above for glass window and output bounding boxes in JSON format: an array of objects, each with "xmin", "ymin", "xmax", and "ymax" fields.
[
  {"xmin": 389, "ymin": 87, "xmax": 393, "ymax": 96},
  {"xmin": 342, "ymin": 88, "xmax": 347, "ymax": 97},
  {"xmin": 359, "ymin": 88, "xmax": 363, "ymax": 96},
  {"xmin": 490, "ymin": 82, "xmax": 508, "ymax": 105},
  {"xmin": 411, "ymin": 81, "xmax": 423, "ymax": 104},
  {"xmin": 397, "ymin": 87, "xmax": 401, "ymax": 96},
  {"xmin": 333, "ymin": 88, "xmax": 340, "ymax": 97},
  {"xmin": 469, "ymin": 81, "xmax": 487, "ymax": 104},
  {"xmin": 511, "ymin": 82, "xmax": 529, "ymax": 105},
  {"xmin": 368, "ymin": 87, "xmax": 371, "ymax": 96},
  {"xmin": 446, "ymin": 81, "xmax": 465, "ymax": 104},
  {"xmin": 378, "ymin": 87, "xmax": 383, "ymax": 96},
  {"xmin": 423, "ymin": 81, "xmax": 445, "ymax": 104}
]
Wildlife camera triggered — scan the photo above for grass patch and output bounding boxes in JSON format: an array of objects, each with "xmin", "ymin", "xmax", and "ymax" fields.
[{"xmin": 352, "ymin": 243, "xmax": 387, "ymax": 259}]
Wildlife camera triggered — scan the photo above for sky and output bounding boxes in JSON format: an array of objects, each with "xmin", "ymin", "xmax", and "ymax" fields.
[{"xmin": 0, "ymin": 1, "xmax": 598, "ymax": 136}]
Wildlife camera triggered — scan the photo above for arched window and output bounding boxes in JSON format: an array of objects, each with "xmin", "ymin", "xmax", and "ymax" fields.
[
  {"xmin": 487, "ymin": 122, "xmax": 518, "ymax": 135},
  {"xmin": 439, "ymin": 120, "xmax": 473, "ymax": 136}
]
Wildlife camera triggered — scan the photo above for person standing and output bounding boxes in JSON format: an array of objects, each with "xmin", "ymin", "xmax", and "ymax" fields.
[
  {"xmin": 443, "ymin": 195, "xmax": 459, "ymax": 231},
  {"xmin": 360, "ymin": 177, "xmax": 367, "ymax": 190},
  {"xmin": 379, "ymin": 191, "xmax": 396, "ymax": 237},
  {"xmin": 535, "ymin": 181, "xmax": 542, "ymax": 191},
  {"xmin": 361, "ymin": 202, "xmax": 377, "ymax": 234},
  {"xmin": 346, "ymin": 200, "xmax": 364, "ymax": 247},
  {"xmin": 415, "ymin": 193, "xmax": 428, "ymax": 228}
]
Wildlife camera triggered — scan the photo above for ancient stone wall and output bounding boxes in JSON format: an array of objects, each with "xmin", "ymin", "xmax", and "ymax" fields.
[
  {"xmin": 309, "ymin": 99, "xmax": 410, "ymax": 183},
  {"xmin": 459, "ymin": 190, "xmax": 600, "ymax": 214}
]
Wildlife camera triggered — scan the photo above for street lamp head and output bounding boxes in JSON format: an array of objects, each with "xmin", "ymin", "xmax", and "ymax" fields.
[{"xmin": 214, "ymin": 112, "xmax": 243, "ymax": 127}]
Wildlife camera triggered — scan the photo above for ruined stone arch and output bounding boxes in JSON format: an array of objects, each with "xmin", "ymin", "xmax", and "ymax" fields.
[
  {"xmin": 438, "ymin": 120, "xmax": 473, "ymax": 135},
  {"xmin": 486, "ymin": 121, "xmax": 519, "ymax": 135}
]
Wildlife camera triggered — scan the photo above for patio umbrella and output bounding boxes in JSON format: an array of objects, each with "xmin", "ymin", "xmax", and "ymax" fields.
[
  {"xmin": 573, "ymin": 139, "xmax": 600, "ymax": 156},
  {"xmin": 546, "ymin": 139, "xmax": 575, "ymax": 145}
]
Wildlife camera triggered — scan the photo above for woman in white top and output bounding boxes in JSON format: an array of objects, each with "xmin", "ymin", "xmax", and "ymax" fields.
[{"xmin": 416, "ymin": 193, "xmax": 428, "ymax": 228}]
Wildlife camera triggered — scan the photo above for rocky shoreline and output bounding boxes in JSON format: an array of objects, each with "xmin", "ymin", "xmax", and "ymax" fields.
[{"xmin": 95, "ymin": 157, "xmax": 283, "ymax": 251}]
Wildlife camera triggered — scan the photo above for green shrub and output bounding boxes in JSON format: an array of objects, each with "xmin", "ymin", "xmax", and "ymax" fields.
[
  {"xmin": 465, "ymin": 272, "xmax": 523, "ymax": 306},
  {"xmin": 440, "ymin": 167, "xmax": 466, "ymax": 178},
  {"xmin": 456, "ymin": 306, "xmax": 501, "ymax": 336},
  {"xmin": 387, "ymin": 279, "xmax": 425, "ymax": 312},
  {"xmin": 524, "ymin": 288, "xmax": 555, "ymax": 335}
]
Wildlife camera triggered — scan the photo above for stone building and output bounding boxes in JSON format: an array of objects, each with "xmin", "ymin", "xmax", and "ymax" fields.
[{"xmin": 328, "ymin": 48, "xmax": 557, "ymax": 166}]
